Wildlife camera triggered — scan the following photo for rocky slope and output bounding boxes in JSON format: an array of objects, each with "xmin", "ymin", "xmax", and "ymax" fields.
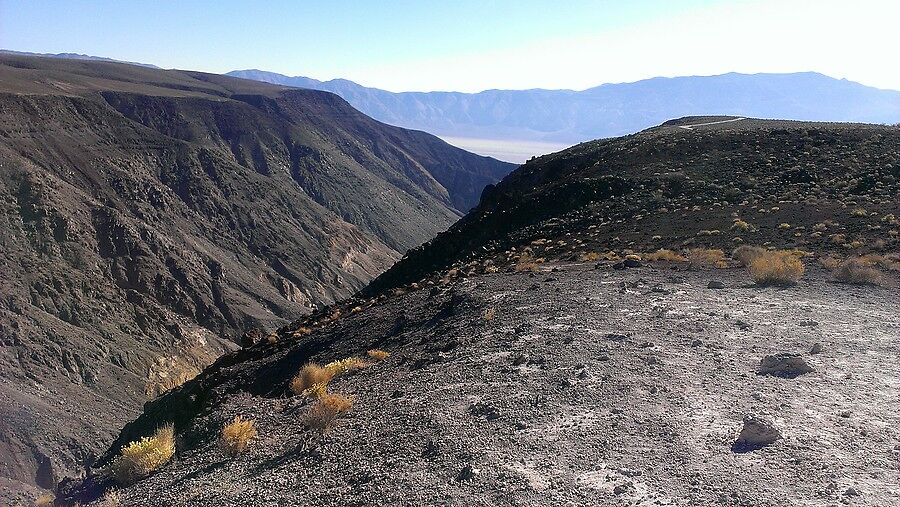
[
  {"xmin": 368, "ymin": 117, "xmax": 900, "ymax": 293},
  {"xmin": 0, "ymin": 54, "xmax": 512, "ymax": 501},
  {"xmin": 54, "ymin": 118, "xmax": 899, "ymax": 506}
]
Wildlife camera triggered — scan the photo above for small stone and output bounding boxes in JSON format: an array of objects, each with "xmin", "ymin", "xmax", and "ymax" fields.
[
  {"xmin": 390, "ymin": 390, "xmax": 405, "ymax": 399},
  {"xmin": 421, "ymin": 440, "xmax": 440, "ymax": 458},
  {"xmin": 623, "ymin": 259, "xmax": 642, "ymax": 268},
  {"xmin": 732, "ymin": 414, "xmax": 782, "ymax": 452},
  {"xmin": 456, "ymin": 464, "xmax": 478, "ymax": 481},
  {"xmin": 844, "ymin": 487, "xmax": 859, "ymax": 497},
  {"xmin": 469, "ymin": 401, "xmax": 502, "ymax": 421},
  {"xmin": 752, "ymin": 391, "xmax": 764, "ymax": 401},
  {"xmin": 612, "ymin": 261, "xmax": 626, "ymax": 270},
  {"xmin": 613, "ymin": 483, "xmax": 632, "ymax": 495},
  {"xmin": 757, "ymin": 353, "xmax": 813, "ymax": 378},
  {"xmin": 810, "ymin": 343, "xmax": 824, "ymax": 354},
  {"xmin": 707, "ymin": 281, "xmax": 726, "ymax": 289},
  {"xmin": 691, "ymin": 339, "xmax": 703, "ymax": 347}
]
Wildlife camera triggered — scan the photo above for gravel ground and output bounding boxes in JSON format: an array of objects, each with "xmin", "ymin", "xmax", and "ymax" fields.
[{"xmin": 75, "ymin": 261, "xmax": 899, "ymax": 506}]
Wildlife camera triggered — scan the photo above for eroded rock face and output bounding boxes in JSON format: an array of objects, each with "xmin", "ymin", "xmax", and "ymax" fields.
[
  {"xmin": 732, "ymin": 414, "xmax": 782, "ymax": 452},
  {"xmin": 0, "ymin": 53, "xmax": 513, "ymax": 501},
  {"xmin": 757, "ymin": 353, "xmax": 813, "ymax": 378}
]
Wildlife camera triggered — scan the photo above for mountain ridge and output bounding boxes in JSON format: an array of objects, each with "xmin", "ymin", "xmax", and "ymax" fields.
[{"xmin": 227, "ymin": 69, "xmax": 900, "ymax": 161}]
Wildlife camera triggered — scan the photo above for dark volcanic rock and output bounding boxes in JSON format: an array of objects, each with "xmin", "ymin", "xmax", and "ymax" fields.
[
  {"xmin": 732, "ymin": 414, "xmax": 782, "ymax": 452},
  {"xmin": 758, "ymin": 353, "xmax": 814, "ymax": 378}
]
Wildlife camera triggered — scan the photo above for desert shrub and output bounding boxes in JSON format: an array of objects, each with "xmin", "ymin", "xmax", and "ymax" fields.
[
  {"xmin": 731, "ymin": 219, "xmax": 754, "ymax": 232},
  {"xmin": 850, "ymin": 208, "xmax": 868, "ymax": 217},
  {"xmin": 749, "ymin": 251, "xmax": 804, "ymax": 286},
  {"xmin": 289, "ymin": 363, "xmax": 335, "ymax": 395},
  {"xmin": 482, "ymin": 307, "xmax": 496, "ymax": 321},
  {"xmin": 324, "ymin": 357, "xmax": 368, "ymax": 376},
  {"xmin": 688, "ymin": 248, "xmax": 727, "ymax": 267},
  {"xmin": 818, "ymin": 255, "xmax": 843, "ymax": 270},
  {"xmin": 305, "ymin": 393, "xmax": 353, "ymax": 434},
  {"xmin": 514, "ymin": 254, "xmax": 541, "ymax": 272},
  {"xmin": 300, "ymin": 382, "xmax": 329, "ymax": 398},
  {"xmin": 34, "ymin": 493, "xmax": 54, "ymax": 506},
  {"xmin": 109, "ymin": 424, "xmax": 175, "ymax": 485},
  {"xmin": 366, "ymin": 349, "xmax": 390, "ymax": 361},
  {"xmin": 578, "ymin": 251, "xmax": 601, "ymax": 262},
  {"xmin": 220, "ymin": 416, "xmax": 257, "ymax": 456},
  {"xmin": 731, "ymin": 245, "xmax": 766, "ymax": 266},
  {"xmin": 99, "ymin": 488, "xmax": 121, "ymax": 507},
  {"xmin": 834, "ymin": 258, "xmax": 885, "ymax": 286},
  {"xmin": 644, "ymin": 249, "xmax": 686, "ymax": 262}
]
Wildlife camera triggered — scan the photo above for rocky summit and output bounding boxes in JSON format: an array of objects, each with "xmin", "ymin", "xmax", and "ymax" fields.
[
  {"xmin": 0, "ymin": 54, "xmax": 513, "ymax": 502},
  {"xmin": 53, "ymin": 117, "xmax": 900, "ymax": 506}
]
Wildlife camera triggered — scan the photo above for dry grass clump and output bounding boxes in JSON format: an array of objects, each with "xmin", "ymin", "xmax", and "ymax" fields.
[
  {"xmin": 99, "ymin": 488, "xmax": 121, "ymax": 507},
  {"xmin": 578, "ymin": 251, "xmax": 601, "ymax": 262},
  {"xmin": 731, "ymin": 245, "xmax": 766, "ymax": 266},
  {"xmin": 687, "ymin": 248, "xmax": 727, "ymax": 267},
  {"xmin": 305, "ymin": 393, "xmax": 353, "ymax": 434},
  {"xmin": 833, "ymin": 258, "xmax": 885, "ymax": 286},
  {"xmin": 482, "ymin": 307, "xmax": 496, "ymax": 321},
  {"xmin": 324, "ymin": 357, "xmax": 368, "ymax": 376},
  {"xmin": 818, "ymin": 254, "xmax": 843, "ymax": 270},
  {"xmin": 514, "ymin": 254, "xmax": 542, "ymax": 272},
  {"xmin": 109, "ymin": 424, "xmax": 175, "ymax": 485},
  {"xmin": 749, "ymin": 251, "xmax": 804, "ymax": 286},
  {"xmin": 366, "ymin": 349, "xmax": 390, "ymax": 361},
  {"xmin": 289, "ymin": 363, "xmax": 335, "ymax": 395},
  {"xmin": 220, "ymin": 416, "xmax": 257, "ymax": 456},
  {"xmin": 731, "ymin": 219, "xmax": 755, "ymax": 232},
  {"xmin": 643, "ymin": 249, "xmax": 686, "ymax": 262},
  {"xmin": 34, "ymin": 493, "xmax": 54, "ymax": 506}
]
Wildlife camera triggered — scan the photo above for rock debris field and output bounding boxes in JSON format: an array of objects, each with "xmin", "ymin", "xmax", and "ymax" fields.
[{"xmin": 81, "ymin": 262, "xmax": 900, "ymax": 506}]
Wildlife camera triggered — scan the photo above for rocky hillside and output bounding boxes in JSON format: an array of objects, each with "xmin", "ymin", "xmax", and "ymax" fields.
[
  {"xmin": 0, "ymin": 54, "xmax": 512, "ymax": 502},
  {"xmin": 368, "ymin": 117, "xmax": 900, "ymax": 293},
  {"xmin": 53, "ymin": 118, "xmax": 899, "ymax": 506}
]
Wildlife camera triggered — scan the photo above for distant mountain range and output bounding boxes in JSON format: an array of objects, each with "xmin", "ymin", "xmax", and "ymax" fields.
[
  {"xmin": 0, "ymin": 49, "xmax": 160, "ymax": 68},
  {"xmin": 228, "ymin": 70, "xmax": 900, "ymax": 162}
]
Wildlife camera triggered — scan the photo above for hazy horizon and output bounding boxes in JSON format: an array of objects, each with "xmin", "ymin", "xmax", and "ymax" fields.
[{"xmin": 2, "ymin": 0, "xmax": 899, "ymax": 93}]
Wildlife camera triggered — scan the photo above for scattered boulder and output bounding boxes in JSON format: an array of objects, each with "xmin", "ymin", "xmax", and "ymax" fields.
[
  {"xmin": 456, "ymin": 464, "xmax": 479, "ymax": 481},
  {"xmin": 757, "ymin": 353, "xmax": 813, "ymax": 378},
  {"xmin": 707, "ymin": 281, "xmax": 726, "ymax": 289},
  {"xmin": 469, "ymin": 401, "xmax": 502, "ymax": 421},
  {"xmin": 623, "ymin": 258, "xmax": 642, "ymax": 268},
  {"xmin": 239, "ymin": 328, "xmax": 265, "ymax": 348},
  {"xmin": 732, "ymin": 414, "xmax": 782, "ymax": 452},
  {"xmin": 612, "ymin": 261, "xmax": 627, "ymax": 270},
  {"xmin": 810, "ymin": 343, "xmax": 824, "ymax": 354},
  {"xmin": 421, "ymin": 440, "xmax": 440, "ymax": 458}
]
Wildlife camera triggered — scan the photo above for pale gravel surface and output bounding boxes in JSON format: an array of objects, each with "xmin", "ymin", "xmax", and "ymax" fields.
[{"xmin": 86, "ymin": 262, "xmax": 900, "ymax": 506}]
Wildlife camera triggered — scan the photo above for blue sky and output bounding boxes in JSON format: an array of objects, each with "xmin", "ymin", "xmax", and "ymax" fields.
[{"xmin": 2, "ymin": 0, "xmax": 898, "ymax": 92}]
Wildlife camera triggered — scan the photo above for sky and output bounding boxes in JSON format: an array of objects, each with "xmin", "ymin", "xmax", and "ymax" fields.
[{"xmin": 2, "ymin": 0, "xmax": 899, "ymax": 93}]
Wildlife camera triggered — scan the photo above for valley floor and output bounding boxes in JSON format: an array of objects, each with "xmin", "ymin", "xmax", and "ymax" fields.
[{"xmin": 80, "ymin": 262, "xmax": 899, "ymax": 506}]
